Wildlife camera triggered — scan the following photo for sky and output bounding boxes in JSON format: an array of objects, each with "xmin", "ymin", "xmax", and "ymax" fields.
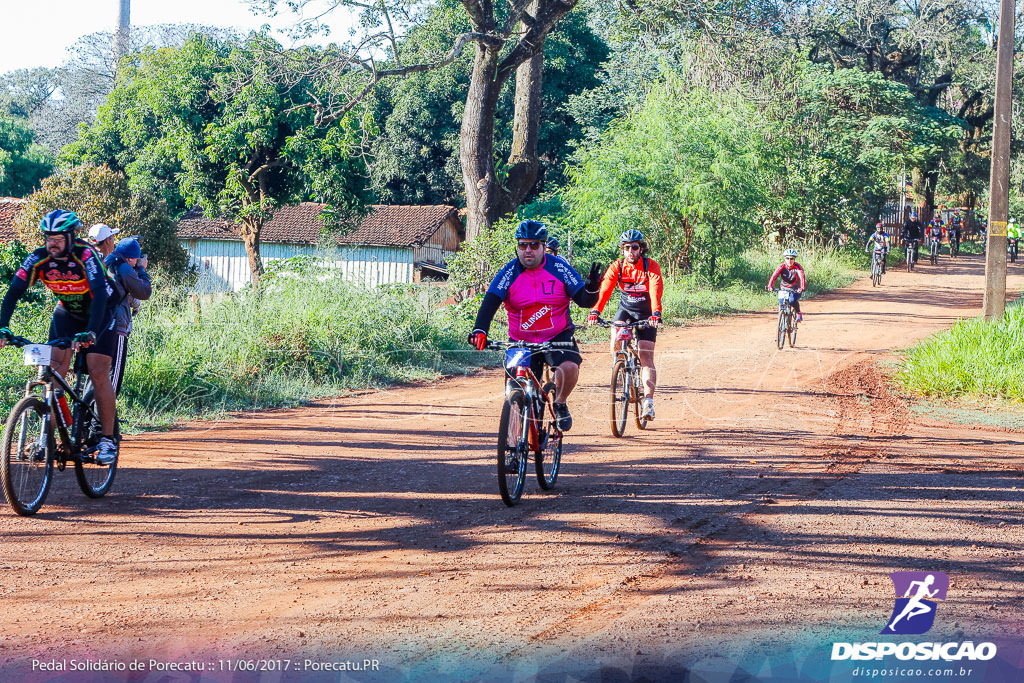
[{"xmin": 1, "ymin": 0, "xmax": 354, "ymax": 74}]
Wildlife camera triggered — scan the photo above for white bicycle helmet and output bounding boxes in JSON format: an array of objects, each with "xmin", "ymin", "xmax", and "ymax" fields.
[{"xmin": 782, "ymin": 248, "xmax": 798, "ymax": 259}]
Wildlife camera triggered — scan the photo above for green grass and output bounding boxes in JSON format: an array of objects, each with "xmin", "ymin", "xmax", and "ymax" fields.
[{"xmin": 896, "ymin": 299, "xmax": 1024, "ymax": 400}]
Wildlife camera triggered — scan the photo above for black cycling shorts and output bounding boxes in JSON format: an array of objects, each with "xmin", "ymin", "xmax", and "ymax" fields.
[
  {"xmin": 49, "ymin": 305, "xmax": 117, "ymax": 359},
  {"xmin": 504, "ymin": 327, "xmax": 582, "ymax": 380},
  {"xmin": 613, "ymin": 308, "xmax": 657, "ymax": 343}
]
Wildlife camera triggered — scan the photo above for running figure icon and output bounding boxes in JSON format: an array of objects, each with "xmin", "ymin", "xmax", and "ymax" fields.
[{"xmin": 882, "ymin": 571, "xmax": 949, "ymax": 635}]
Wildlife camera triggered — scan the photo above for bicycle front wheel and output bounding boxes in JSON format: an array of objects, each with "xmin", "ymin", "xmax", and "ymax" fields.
[
  {"xmin": 788, "ymin": 316, "xmax": 798, "ymax": 348},
  {"xmin": 632, "ymin": 362, "xmax": 648, "ymax": 431},
  {"xmin": 535, "ymin": 383, "xmax": 562, "ymax": 490},
  {"xmin": 777, "ymin": 310, "xmax": 786, "ymax": 349},
  {"xmin": 73, "ymin": 389, "xmax": 118, "ymax": 499},
  {"xmin": 907, "ymin": 249, "xmax": 913, "ymax": 272},
  {"xmin": 1, "ymin": 396, "xmax": 54, "ymax": 516},
  {"xmin": 497, "ymin": 391, "xmax": 529, "ymax": 506},
  {"xmin": 610, "ymin": 360, "xmax": 629, "ymax": 437}
]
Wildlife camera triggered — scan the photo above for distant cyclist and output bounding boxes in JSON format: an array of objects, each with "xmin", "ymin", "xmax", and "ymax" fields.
[
  {"xmin": 926, "ymin": 216, "xmax": 944, "ymax": 255},
  {"xmin": 901, "ymin": 212, "xmax": 923, "ymax": 264},
  {"xmin": 1007, "ymin": 219, "xmax": 1020, "ymax": 260},
  {"xmin": 468, "ymin": 220, "xmax": 601, "ymax": 431},
  {"xmin": 0, "ymin": 210, "xmax": 120, "ymax": 464},
  {"xmin": 948, "ymin": 210, "xmax": 963, "ymax": 253},
  {"xmin": 866, "ymin": 223, "xmax": 889, "ymax": 274},
  {"xmin": 766, "ymin": 248, "xmax": 806, "ymax": 322},
  {"xmin": 545, "ymin": 237, "xmax": 560, "ymax": 257},
  {"xmin": 587, "ymin": 229, "xmax": 664, "ymax": 421}
]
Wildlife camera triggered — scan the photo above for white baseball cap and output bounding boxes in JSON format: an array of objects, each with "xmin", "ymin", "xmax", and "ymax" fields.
[{"xmin": 87, "ymin": 223, "xmax": 120, "ymax": 242}]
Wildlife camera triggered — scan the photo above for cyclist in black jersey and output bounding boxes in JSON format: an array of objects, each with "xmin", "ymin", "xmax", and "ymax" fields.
[{"xmin": 0, "ymin": 210, "xmax": 120, "ymax": 465}]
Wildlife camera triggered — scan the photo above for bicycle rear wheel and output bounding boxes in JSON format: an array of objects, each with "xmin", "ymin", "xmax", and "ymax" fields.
[
  {"xmin": 906, "ymin": 248, "xmax": 913, "ymax": 272},
  {"xmin": 777, "ymin": 310, "xmax": 786, "ymax": 349},
  {"xmin": 72, "ymin": 389, "xmax": 118, "ymax": 498},
  {"xmin": 497, "ymin": 390, "xmax": 529, "ymax": 506},
  {"xmin": 1, "ymin": 396, "xmax": 54, "ymax": 516},
  {"xmin": 788, "ymin": 316, "xmax": 798, "ymax": 347},
  {"xmin": 610, "ymin": 359, "xmax": 629, "ymax": 437},
  {"xmin": 535, "ymin": 383, "xmax": 562, "ymax": 490}
]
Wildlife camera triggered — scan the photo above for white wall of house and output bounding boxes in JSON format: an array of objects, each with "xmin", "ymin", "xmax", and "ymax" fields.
[{"xmin": 184, "ymin": 239, "xmax": 415, "ymax": 292}]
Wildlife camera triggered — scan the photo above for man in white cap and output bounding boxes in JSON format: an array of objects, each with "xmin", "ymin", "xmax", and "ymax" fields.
[{"xmin": 87, "ymin": 223, "xmax": 120, "ymax": 257}]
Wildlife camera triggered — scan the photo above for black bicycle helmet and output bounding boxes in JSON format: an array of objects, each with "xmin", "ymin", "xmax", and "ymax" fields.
[{"xmin": 515, "ymin": 220, "xmax": 548, "ymax": 241}]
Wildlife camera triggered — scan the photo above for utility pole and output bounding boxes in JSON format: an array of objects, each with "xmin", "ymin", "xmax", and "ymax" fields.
[
  {"xmin": 982, "ymin": 0, "xmax": 1015, "ymax": 321},
  {"xmin": 114, "ymin": 0, "xmax": 131, "ymax": 65}
]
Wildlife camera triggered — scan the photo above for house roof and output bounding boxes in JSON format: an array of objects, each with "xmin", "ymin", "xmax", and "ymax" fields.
[
  {"xmin": 177, "ymin": 203, "xmax": 459, "ymax": 248},
  {"xmin": 0, "ymin": 198, "xmax": 25, "ymax": 243}
]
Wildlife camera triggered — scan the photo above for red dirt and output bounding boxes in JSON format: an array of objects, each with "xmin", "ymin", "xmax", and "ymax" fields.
[{"xmin": 0, "ymin": 253, "xmax": 1021, "ymax": 680}]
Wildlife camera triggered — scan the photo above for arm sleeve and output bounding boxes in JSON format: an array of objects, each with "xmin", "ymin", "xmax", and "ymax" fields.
[
  {"xmin": 648, "ymin": 261, "xmax": 664, "ymax": 314},
  {"xmin": 119, "ymin": 264, "xmax": 153, "ymax": 301},
  {"xmin": 84, "ymin": 256, "xmax": 109, "ymax": 336},
  {"xmin": 767, "ymin": 264, "xmax": 784, "ymax": 290},
  {"xmin": 472, "ymin": 292, "xmax": 504, "ymax": 334},
  {"xmin": 797, "ymin": 265, "xmax": 807, "ymax": 290},
  {"xmin": 572, "ymin": 287, "xmax": 599, "ymax": 309},
  {"xmin": 0, "ymin": 277, "xmax": 29, "ymax": 329},
  {"xmin": 593, "ymin": 261, "xmax": 620, "ymax": 313}
]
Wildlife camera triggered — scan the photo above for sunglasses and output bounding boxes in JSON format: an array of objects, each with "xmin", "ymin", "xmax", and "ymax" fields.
[
  {"xmin": 517, "ymin": 241, "xmax": 542, "ymax": 250},
  {"xmin": 622, "ymin": 244, "xmax": 641, "ymax": 252}
]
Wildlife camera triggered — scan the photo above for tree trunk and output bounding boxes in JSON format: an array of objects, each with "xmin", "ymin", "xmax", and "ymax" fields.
[
  {"xmin": 460, "ymin": 45, "xmax": 505, "ymax": 239},
  {"xmin": 238, "ymin": 217, "xmax": 264, "ymax": 288},
  {"xmin": 461, "ymin": 0, "xmax": 563, "ymax": 239}
]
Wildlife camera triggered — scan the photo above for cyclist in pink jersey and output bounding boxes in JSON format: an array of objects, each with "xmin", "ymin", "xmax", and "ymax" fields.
[{"xmin": 469, "ymin": 220, "xmax": 601, "ymax": 430}]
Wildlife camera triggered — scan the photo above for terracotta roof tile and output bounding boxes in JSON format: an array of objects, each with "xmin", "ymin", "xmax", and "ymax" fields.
[
  {"xmin": 0, "ymin": 198, "xmax": 25, "ymax": 244},
  {"xmin": 177, "ymin": 203, "xmax": 458, "ymax": 247}
]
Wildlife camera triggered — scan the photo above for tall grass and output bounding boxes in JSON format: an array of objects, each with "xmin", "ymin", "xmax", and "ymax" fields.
[
  {"xmin": 897, "ymin": 301, "xmax": 1024, "ymax": 399},
  {"xmin": 0, "ymin": 276, "xmax": 479, "ymax": 429}
]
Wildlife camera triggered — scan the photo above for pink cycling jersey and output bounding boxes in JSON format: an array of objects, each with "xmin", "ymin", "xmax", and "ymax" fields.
[{"xmin": 485, "ymin": 255, "xmax": 585, "ymax": 343}]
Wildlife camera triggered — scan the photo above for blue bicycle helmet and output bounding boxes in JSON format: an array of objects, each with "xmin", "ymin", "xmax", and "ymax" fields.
[
  {"xmin": 619, "ymin": 229, "xmax": 644, "ymax": 244},
  {"xmin": 515, "ymin": 220, "xmax": 547, "ymax": 241},
  {"xmin": 545, "ymin": 237, "xmax": 560, "ymax": 252},
  {"xmin": 40, "ymin": 210, "xmax": 81, "ymax": 234}
]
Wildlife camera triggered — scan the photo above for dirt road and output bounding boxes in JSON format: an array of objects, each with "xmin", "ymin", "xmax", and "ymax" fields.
[{"xmin": 1, "ymin": 254, "xmax": 1021, "ymax": 681}]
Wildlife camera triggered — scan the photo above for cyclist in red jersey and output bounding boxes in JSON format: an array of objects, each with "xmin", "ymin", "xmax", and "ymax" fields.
[
  {"xmin": 766, "ymin": 248, "xmax": 806, "ymax": 321},
  {"xmin": 587, "ymin": 229, "xmax": 664, "ymax": 420}
]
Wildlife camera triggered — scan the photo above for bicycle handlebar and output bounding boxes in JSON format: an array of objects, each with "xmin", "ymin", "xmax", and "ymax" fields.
[
  {"xmin": 5, "ymin": 336, "xmax": 73, "ymax": 349},
  {"xmin": 593, "ymin": 317, "xmax": 651, "ymax": 329},
  {"xmin": 485, "ymin": 340, "xmax": 577, "ymax": 351}
]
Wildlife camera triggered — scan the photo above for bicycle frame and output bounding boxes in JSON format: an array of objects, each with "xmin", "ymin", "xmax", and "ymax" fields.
[{"xmin": 19, "ymin": 346, "xmax": 99, "ymax": 465}]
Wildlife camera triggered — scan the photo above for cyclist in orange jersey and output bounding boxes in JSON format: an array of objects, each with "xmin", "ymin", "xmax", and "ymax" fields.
[{"xmin": 587, "ymin": 229, "xmax": 664, "ymax": 420}]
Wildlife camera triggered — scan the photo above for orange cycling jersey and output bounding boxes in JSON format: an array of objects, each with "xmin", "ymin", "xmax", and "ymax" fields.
[{"xmin": 595, "ymin": 257, "xmax": 664, "ymax": 316}]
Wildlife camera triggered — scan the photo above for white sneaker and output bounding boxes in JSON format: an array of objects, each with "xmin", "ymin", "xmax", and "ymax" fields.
[
  {"xmin": 641, "ymin": 398, "xmax": 655, "ymax": 420},
  {"xmin": 95, "ymin": 438, "xmax": 118, "ymax": 466}
]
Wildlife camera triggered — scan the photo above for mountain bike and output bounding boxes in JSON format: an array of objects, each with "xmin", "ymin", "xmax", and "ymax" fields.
[
  {"xmin": 949, "ymin": 232, "xmax": 960, "ymax": 258},
  {"xmin": 487, "ymin": 339, "xmax": 573, "ymax": 506},
  {"xmin": 870, "ymin": 248, "xmax": 884, "ymax": 287},
  {"xmin": 929, "ymin": 235, "xmax": 941, "ymax": 265},
  {"xmin": 1, "ymin": 337, "xmax": 119, "ymax": 516},
  {"xmin": 775, "ymin": 289, "xmax": 798, "ymax": 349},
  {"xmin": 595, "ymin": 318, "xmax": 651, "ymax": 438},
  {"xmin": 905, "ymin": 239, "xmax": 918, "ymax": 272},
  {"xmin": 1009, "ymin": 238, "xmax": 1018, "ymax": 264}
]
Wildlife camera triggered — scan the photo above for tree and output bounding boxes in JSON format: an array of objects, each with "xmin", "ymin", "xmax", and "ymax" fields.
[
  {"xmin": 69, "ymin": 33, "xmax": 370, "ymax": 286},
  {"xmin": 567, "ymin": 75, "xmax": 766, "ymax": 279},
  {"xmin": 13, "ymin": 165, "xmax": 189, "ymax": 275},
  {"xmin": 368, "ymin": 0, "xmax": 608, "ymax": 205},
  {"xmin": 251, "ymin": 0, "xmax": 591, "ymax": 237},
  {"xmin": 0, "ymin": 115, "xmax": 53, "ymax": 197}
]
